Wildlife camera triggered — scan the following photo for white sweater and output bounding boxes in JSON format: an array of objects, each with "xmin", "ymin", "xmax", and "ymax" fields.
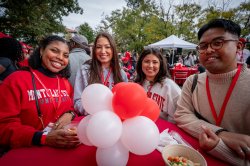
[
  {"xmin": 142, "ymin": 78, "xmax": 181, "ymax": 123},
  {"xmin": 73, "ymin": 64, "xmax": 128, "ymax": 115}
]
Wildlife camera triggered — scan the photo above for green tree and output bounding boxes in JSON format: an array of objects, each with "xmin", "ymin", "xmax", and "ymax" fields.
[
  {"xmin": 98, "ymin": 0, "xmax": 249, "ymax": 52},
  {"xmin": 174, "ymin": 3, "xmax": 202, "ymax": 43},
  {"xmin": 0, "ymin": 0, "xmax": 83, "ymax": 44},
  {"xmin": 157, "ymin": 0, "xmax": 175, "ymax": 37},
  {"xmin": 197, "ymin": 0, "xmax": 250, "ymax": 38},
  {"xmin": 77, "ymin": 23, "xmax": 95, "ymax": 44},
  {"xmin": 198, "ymin": 6, "xmax": 235, "ymax": 29},
  {"xmin": 234, "ymin": 1, "xmax": 250, "ymax": 37},
  {"xmin": 103, "ymin": 0, "xmax": 165, "ymax": 52}
]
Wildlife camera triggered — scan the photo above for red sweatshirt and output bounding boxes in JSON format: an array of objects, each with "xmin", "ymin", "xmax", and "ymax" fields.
[
  {"xmin": 18, "ymin": 58, "xmax": 29, "ymax": 67},
  {"xmin": 0, "ymin": 69, "xmax": 74, "ymax": 148}
]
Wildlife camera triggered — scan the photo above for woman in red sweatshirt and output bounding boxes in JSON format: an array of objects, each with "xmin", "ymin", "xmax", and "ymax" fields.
[{"xmin": 0, "ymin": 35, "xmax": 79, "ymax": 151}]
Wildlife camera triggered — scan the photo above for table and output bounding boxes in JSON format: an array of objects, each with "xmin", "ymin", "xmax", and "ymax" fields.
[
  {"xmin": 170, "ymin": 66, "xmax": 198, "ymax": 85},
  {"xmin": 0, "ymin": 118, "xmax": 229, "ymax": 166}
]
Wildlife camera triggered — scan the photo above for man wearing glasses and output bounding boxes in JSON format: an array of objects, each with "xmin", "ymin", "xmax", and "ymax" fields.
[{"xmin": 174, "ymin": 19, "xmax": 250, "ymax": 166}]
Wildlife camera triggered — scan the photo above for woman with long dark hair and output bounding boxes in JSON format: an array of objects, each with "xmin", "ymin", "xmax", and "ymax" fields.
[
  {"xmin": 74, "ymin": 32, "xmax": 128, "ymax": 115},
  {"xmin": 135, "ymin": 48, "xmax": 181, "ymax": 123}
]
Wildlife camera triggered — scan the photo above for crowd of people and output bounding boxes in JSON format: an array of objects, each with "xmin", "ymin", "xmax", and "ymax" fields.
[{"xmin": 0, "ymin": 19, "xmax": 249, "ymax": 165}]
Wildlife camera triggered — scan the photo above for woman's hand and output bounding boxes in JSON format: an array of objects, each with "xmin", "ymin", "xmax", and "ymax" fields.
[
  {"xmin": 218, "ymin": 131, "xmax": 250, "ymax": 160},
  {"xmin": 44, "ymin": 128, "xmax": 80, "ymax": 148},
  {"xmin": 53, "ymin": 112, "xmax": 73, "ymax": 130},
  {"xmin": 199, "ymin": 125, "xmax": 220, "ymax": 151}
]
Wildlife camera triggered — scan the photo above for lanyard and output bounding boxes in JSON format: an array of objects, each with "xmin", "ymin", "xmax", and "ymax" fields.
[
  {"xmin": 31, "ymin": 71, "xmax": 61, "ymax": 118},
  {"xmin": 101, "ymin": 68, "xmax": 112, "ymax": 86},
  {"xmin": 147, "ymin": 84, "xmax": 153, "ymax": 97},
  {"xmin": 206, "ymin": 65, "xmax": 241, "ymax": 126}
]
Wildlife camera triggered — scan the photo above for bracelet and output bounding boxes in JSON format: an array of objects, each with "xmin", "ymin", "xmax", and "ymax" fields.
[
  {"xmin": 65, "ymin": 111, "xmax": 76, "ymax": 120},
  {"xmin": 40, "ymin": 133, "xmax": 47, "ymax": 145},
  {"xmin": 215, "ymin": 128, "xmax": 228, "ymax": 135}
]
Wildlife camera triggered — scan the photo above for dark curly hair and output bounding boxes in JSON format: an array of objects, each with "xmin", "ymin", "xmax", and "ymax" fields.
[
  {"xmin": 0, "ymin": 37, "xmax": 23, "ymax": 62},
  {"xmin": 135, "ymin": 48, "xmax": 170, "ymax": 86},
  {"xmin": 28, "ymin": 35, "xmax": 70, "ymax": 78}
]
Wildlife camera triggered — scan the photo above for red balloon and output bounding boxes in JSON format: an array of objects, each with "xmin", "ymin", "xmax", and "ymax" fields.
[
  {"xmin": 140, "ymin": 98, "xmax": 160, "ymax": 122},
  {"xmin": 112, "ymin": 82, "xmax": 128, "ymax": 94},
  {"xmin": 112, "ymin": 83, "xmax": 147, "ymax": 120}
]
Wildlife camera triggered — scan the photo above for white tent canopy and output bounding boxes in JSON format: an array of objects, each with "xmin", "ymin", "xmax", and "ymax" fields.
[
  {"xmin": 148, "ymin": 35, "xmax": 197, "ymax": 64},
  {"xmin": 148, "ymin": 35, "xmax": 197, "ymax": 49}
]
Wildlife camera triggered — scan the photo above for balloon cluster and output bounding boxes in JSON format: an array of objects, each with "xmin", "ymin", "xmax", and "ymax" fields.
[{"xmin": 77, "ymin": 82, "xmax": 160, "ymax": 166}]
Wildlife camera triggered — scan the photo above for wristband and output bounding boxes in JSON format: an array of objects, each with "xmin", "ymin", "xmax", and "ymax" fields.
[
  {"xmin": 40, "ymin": 133, "xmax": 47, "ymax": 145},
  {"xmin": 65, "ymin": 111, "xmax": 76, "ymax": 120},
  {"xmin": 215, "ymin": 128, "xmax": 228, "ymax": 135}
]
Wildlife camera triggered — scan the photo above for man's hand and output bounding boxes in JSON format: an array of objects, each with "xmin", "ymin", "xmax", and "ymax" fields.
[
  {"xmin": 218, "ymin": 131, "xmax": 250, "ymax": 160},
  {"xmin": 199, "ymin": 125, "xmax": 220, "ymax": 151}
]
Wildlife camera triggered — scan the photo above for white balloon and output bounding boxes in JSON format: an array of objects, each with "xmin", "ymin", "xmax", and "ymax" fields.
[
  {"xmin": 121, "ymin": 116, "xmax": 160, "ymax": 155},
  {"xmin": 96, "ymin": 141, "xmax": 129, "ymax": 166},
  {"xmin": 77, "ymin": 115, "xmax": 93, "ymax": 146},
  {"xmin": 81, "ymin": 84, "xmax": 113, "ymax": 115},
  {"xmin": 87, "ymin": 111, "xmax": 123, "ymax": 148}
]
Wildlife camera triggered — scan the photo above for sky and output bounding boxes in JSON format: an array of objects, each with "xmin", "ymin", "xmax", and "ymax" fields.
[
  {"xmin": 62, "ymin": 0, "xmax": 246, "ymax": 30},
  {"xmin": 62, "ymin": 0, "xmax": 126, "ymax": 30}
]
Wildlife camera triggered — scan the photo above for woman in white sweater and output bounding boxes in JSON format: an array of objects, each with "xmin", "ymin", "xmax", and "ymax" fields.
[{"xmin": 135, "ymin": 48, "xmax": 181, "ymax": 123}]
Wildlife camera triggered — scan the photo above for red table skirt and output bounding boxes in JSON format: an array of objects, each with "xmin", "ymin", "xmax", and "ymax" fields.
[
  {"xmin": 0, "ymin": 118, "xmax": 229, "ymax": 166},
  {"xmin": 170, "ymin": 67, "xmax": 198, "ymax": 85}
]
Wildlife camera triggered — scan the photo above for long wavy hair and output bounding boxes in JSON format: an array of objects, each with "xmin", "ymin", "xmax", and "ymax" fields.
[
  {"xmin": 135, "ymin": 48, "xmax": 170, "ymax": 86},
  {"xmin": 28, "ymin": 35, "xmax": 70, "ymax": 78},
  {"xmin": 87, "ymin": 32, "xmax": 124, "ymax": 84}
]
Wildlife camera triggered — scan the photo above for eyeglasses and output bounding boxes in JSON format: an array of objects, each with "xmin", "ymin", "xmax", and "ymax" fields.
[{"xmin": 196, "ymin": 39, "xmax": 238, "ymax": 54}]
